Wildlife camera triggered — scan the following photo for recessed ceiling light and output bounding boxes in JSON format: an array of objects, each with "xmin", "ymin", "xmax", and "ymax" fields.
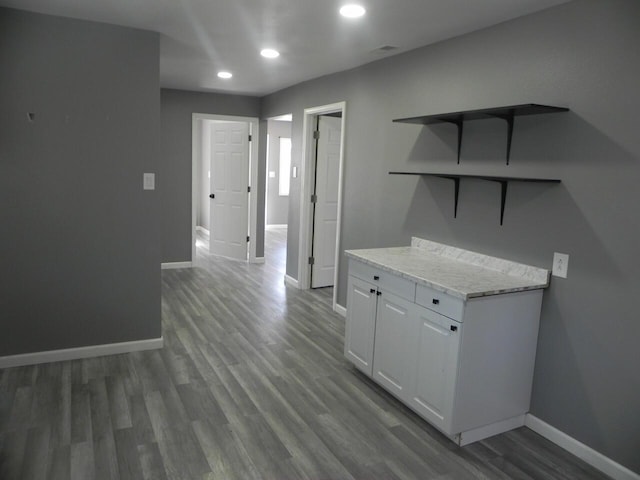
[
  {"xmin": 260, "ymin": 48, "xmax": 280, "ymax": 59},
  {"xmin": 217, "ymin": 71, "xmax": 232, "ymax": 79},
  {"xmin": 340, "ymin": 4, "xmax": 366, "ymax": 18}
]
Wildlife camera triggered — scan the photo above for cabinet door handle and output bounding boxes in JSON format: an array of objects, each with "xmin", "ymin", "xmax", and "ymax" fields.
[
  {"xmin": 450, "ymin": 325, "xmax": 458, "ymax": 332},
  {"xmin": 377, "ymin": 291, "xmax": 382, "ymax": 296},
  {"xmin": 373, "ymin": 275, "xmax": 380, "ymax": 281},
  {"xmin": 432, "ymin": 298, "xmax": 440, "ymax": 305},
  {"xmin": 370, "ymin": 288, "xmax": 376, "ymax": 294}
]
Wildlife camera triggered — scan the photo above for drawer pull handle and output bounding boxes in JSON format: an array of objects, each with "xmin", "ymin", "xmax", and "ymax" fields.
[
  {"xmin": 432, "ymin": 299, "xmax": 440, "ymax": 305},
  {"xmin": 370, "ymin": 288, "xmax": 376, "ymax": 294},
  {"xmin": 373, "ymin": 275, "xmax": 380, "ymax": 281},
  {"xmin": 450, "ymin": 325, "xmax": 458, "ymax": 332}
]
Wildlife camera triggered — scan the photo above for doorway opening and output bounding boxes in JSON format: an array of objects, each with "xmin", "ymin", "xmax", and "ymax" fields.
[
  {"xmin": 265, "ymin": 113, "xmax": 292, "ymax": 274},
  {"xmin": 191, "ymin": 113, "xmax": 260, "ymax": 264},
  {"xmin": 298, "ymin": 102, "xmax": 346, "ymax": 315}
]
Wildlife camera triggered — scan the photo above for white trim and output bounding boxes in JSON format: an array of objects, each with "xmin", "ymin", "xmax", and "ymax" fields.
[
  {"xmin": 298, "ymin": 102, "xmax": 347, "ymax": 317},
  {"xmin": 161, "ymin": 261, "xmax": 193, "ymax": 270},
  {"xmin": 266, "ymin": 224, "xmax": 287, "ymax": 229},
  {"xmin": 196, "ymin": 226, "xmax": 210, "ymax": 235},
  {"xmin": 251, "ymin": 257, "xmax": 265, "ymax": 264},
  {"xmin": 0, "ymin": 337, "xmax": 164, "ymax": 368},
  {"xmin": 284, "ymin": 274, "xmax": 300, "ymax": 289},
  {"xmin": 334, "ymin": 303, "xmax": 347, "ymax": 318},
  {"xmin": 525, "ymin": 414, "xmax": 640, "ymax": 480},
  {"xmin": 191, "ymin": 113, "xmax": 260, "ymax": 265}
]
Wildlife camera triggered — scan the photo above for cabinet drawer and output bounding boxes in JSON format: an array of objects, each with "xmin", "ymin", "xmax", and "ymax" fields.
[
  {"xmin": 415, "ymin": 284, "xmax": 464, "ymax": 321},
  {"xmin": 349, "ymin": 260, "xmax": 416, "ymax": 302}
]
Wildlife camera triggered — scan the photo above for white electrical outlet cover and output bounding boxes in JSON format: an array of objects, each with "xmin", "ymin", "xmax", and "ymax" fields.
[
  {"xmin": 552, "ymin": 252, "xmax": 569, "ymax": 278},
  {"xmin": 143, "ymin": 173, "xmax": 155, "ymax": 190}
]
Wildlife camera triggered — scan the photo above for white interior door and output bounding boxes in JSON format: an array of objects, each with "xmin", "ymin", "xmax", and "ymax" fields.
[
  {"xmin": 311, "ymin": 115, "xmax": 342, "ymax": 288},
  {"xmin": 209, "ymin": 121, "xmax": 250, "ymax": 260}
]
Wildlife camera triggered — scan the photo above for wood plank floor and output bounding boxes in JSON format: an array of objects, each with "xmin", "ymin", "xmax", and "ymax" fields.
[{"xmin": 0, "ymin": 227, "xmax": 611, "ymax": 479}]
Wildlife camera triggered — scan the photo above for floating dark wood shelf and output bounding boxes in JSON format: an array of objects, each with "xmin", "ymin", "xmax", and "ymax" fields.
[
  {"xmin": 389, "ymin": 171, "xmax": 561, "ymax": 225},
  {"xmin": 393, "ymin": 103, "xmax": 569, "ymax": 165}
]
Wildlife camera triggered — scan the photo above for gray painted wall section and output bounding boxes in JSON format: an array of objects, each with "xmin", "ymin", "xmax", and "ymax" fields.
[
  {"xmin": 0, "ymin": 8, "xmax": 161, "ymax": 355},
  {"xmin": 266, "ymin": 120, "xmax": 292, "ymax": 225},
  {"xmin": 261, "ymin": 0, "xmax": 640, "ymax": 472},
  {"xmin": 160, "ymin": 89, "xmax": 262, "ymax": 262}
]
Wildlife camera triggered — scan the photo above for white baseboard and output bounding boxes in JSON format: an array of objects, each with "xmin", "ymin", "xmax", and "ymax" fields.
[
  {"xmin": 266, "ymin": 224, "xmax": 287, "ymax": 229},
  {"xmin": 525, "ymin": 414, "xmax": 640, "ymax": 480},
  {"xmin": 161, "ymin": 261, "xmax": 193, "ymax": 269},
  {"xmin": 284, "ymin": 275, "xmax": 299, "ymax": 288},
  {"xmin": 196, "ymin": 226, "xmax": 210, "ymax": 235},
  {"xmin": 250, "ymin": 257, "xmax": 265, "ymax": 264},
  {"xmin": 334, "ymin": 303, "xmax": 347, "ymax": 317},
  {"xmin": 0, "ymin": 337, "xmax": 164, "ymax": 369}
]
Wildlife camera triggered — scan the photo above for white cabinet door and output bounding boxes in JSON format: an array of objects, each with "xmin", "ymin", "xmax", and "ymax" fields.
[
  {"xmin": 408, "ymin": 305, "xmax": 462, "ymax": 434},
  {"xmin": 372, "ymin": 291, "xmax": 413, "ymax": 398},
  {"xmin": 345, "ymin": 275, "xmax": 377, "ymax": 376}
]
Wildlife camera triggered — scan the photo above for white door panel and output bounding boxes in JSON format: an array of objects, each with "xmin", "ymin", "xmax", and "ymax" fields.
[
  {"xmin": 311, "ymin": 115, "xmax": 342, "ymax": 288},
  {"xmin": 209, "ymin": 121, "xmax": 249, "ymax": 260}
]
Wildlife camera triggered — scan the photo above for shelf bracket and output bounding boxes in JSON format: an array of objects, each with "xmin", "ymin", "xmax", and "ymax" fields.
[
  {"xmin": 442, "ymin": 119, "xmax": 463, "ymax": 164},
  {"xmin": 485, "ymin": 179, "xmax": 509, "ymax": 225},
  {"xmin": 491, "ymin": 112, "xmax": 515, "ymax": 165},
  {"xmin": 439, "ymin": 175, "xmax": 460, "ymax": 218}
]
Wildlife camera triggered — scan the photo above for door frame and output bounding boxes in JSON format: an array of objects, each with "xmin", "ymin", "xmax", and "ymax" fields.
[
  {"xmin": 191, "ymin": 113, "xmax": 260, "ymax": 264},
  {"xmin": 298, "ymin": 101, "xmax": 346, "ymax": 313}
]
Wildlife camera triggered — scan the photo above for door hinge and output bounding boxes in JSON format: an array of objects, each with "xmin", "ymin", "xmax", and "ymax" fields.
[
  {"xmin": 247, "ymin": 236, "xmax": 250, "ymax": 242},
  {"xmin": 313, "ymin": 130, "xmax": 320, "ymax": 140},
  {"xmin": 248, "ymin": 134, "xmax": 252, "ymax": 142},
  {"xmin": 308, "ymin": 256, "xmax": 315, "ymax": 265},
  {"xmin": 247, "ymin": 185, "xmax": 251, "ymax": 193},
  {"xmin": 310, "ymin": 194, "xmax": 317, "ymax": 203}
]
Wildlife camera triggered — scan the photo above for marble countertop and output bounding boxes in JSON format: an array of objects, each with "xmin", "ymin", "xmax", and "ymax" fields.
[{"xmin": 345, "ymin": 238, "xmax": 550, "ymax": 300}]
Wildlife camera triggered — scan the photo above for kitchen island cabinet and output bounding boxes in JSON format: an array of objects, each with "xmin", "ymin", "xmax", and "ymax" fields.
[{"xmin": 345, "ymin": 238, "xmax": 549, "ymax": 445}]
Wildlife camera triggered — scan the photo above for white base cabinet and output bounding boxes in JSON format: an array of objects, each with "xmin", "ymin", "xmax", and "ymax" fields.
[{"xmin": 345, "ymin": 258, "xmax": 544, "ymax": 445}]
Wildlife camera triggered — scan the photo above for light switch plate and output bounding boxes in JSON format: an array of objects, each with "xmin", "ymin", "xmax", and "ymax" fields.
[
  {"xmin": 269, "ymin": 171, "xmax": 276, "ymax": 178},
  {"xmin": 143, "ymin": 173, "xmax": 155, "ymax": 190},
  {"xmin": 552, "ymin": 252, "xmax": 569, "ymax": 278},
  {"xmin": 292, "ymin": 166, "xmax": 298, "ymax": 178}
]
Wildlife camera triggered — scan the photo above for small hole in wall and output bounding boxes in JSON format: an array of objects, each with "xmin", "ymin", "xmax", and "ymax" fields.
[{"xmin": 27, "ymin": 112, "xmax": 35, "ymax": 122}]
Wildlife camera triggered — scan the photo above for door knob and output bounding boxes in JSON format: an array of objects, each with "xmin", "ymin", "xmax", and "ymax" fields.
[{"xmin": 209, "ymin": 194, "xmax": 215, "ymax": 199}]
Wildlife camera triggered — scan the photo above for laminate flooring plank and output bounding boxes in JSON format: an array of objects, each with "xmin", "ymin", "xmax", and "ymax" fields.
[
  {"xmin": 70, "ymin": 440, "xmax": 95, "ymax": 480},
  {"xmin": 224, "ymin": 413, "xmax": 295, "ymax": 480},
  {"xmin": 0, "ymin": 384, "xmax": 15, "ymax": 432},
  {"xmin": 0, "ymin": 430, "xmax": 27, "ymax": 480},
  {"xmin": 143, "ymin": 390, "xmax": 210, "ymax": 480},
  {"xmin": 174, "ymin": 379, "xmax": 228, "ymax": 425},
  {"xmin": 20, "ymin": 424, "xmax": 51, "ymax": 480},
  {"xmin": 192, "ymin": 418, "xmax": 261, "ymax": 480},
  {"xmin": 70, "ymin": 383, "xmax": 92, "ymax": 444},
  {"xmin": 127, "ymin": 393, "xmax": 155, "ymax": 445},
  {"xmin": 113, "ymin": 428, "xmax": 144, "ymax": 480},
  {"xmin": 137, "ymin": 443, "xmax": 169, "ymax": 480},
  {"xmin": 312, "ymin": 412, "xmax": 402, "ymax": 480},
  {"xmin": 93, "ymin": 431, "xmax": 121, "ymax": 480},
  {"xmin": 47, "ymin": 445, "xmax": 71, "ymax": 480},
  {"xmin": 105, "ymin": 376, "xmax": 132, "ymax": 431},
  {"xmin": 6, "ymin": 386, "xmax": 32, "ymax": 431}
]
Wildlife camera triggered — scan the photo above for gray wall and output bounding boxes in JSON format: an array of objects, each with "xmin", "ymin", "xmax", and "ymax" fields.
[
  {"xmin": 160, "ymin": 89, "xmax": 261, "ymax": 262},
  {"xmin": 0, "ymin": 8, "xmax": 161, "ymax": 355},
  {"xmin": 266, "ymin": 120, "xmax": 292, "ymax": 225},
  {"xmin": 197, "ymin": 120, "xmax": 211, "ymax": 231},
  {"xmin": 261, "ymin": 0, "xmax": 640, "ymax": 473}
]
